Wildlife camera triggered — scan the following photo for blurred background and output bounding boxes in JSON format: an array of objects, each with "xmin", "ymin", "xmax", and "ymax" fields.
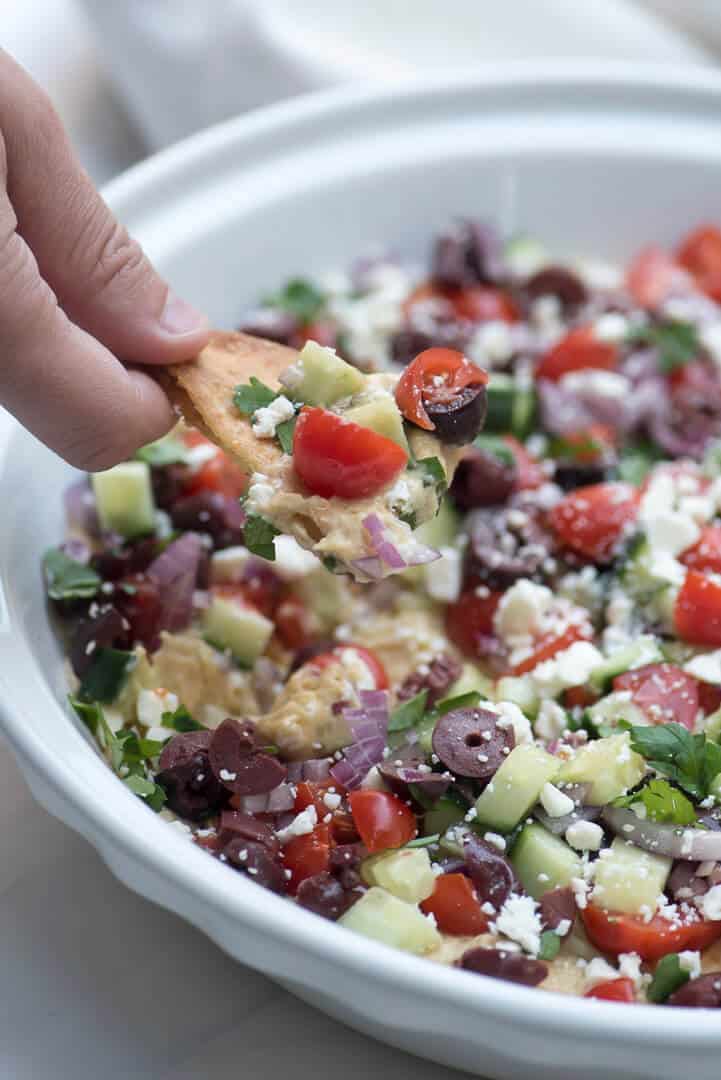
[{"xmin": 5, "ymin": 0, "xmax": 721, "ymax": 187}]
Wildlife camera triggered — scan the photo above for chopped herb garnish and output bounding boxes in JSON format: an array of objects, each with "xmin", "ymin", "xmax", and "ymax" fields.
[
  {"xmin": 548, "ymin": 432, "xmax": 605, "ymax": 463},
  {"xmin": 629, "ymin": 722, "xmax": 721, "ymax": 801},
  {"xmin": 263, "ymin": 278, "xmax": 326, "ymax": 325},
  {"xmin": 416, "ymin": 456, "xmax": 448, "ymax": 498},
  {"xmin": 388, "ymin": 690, "xmax": 429, "ymax": 733},
  {"xmin": 630, "ymin": 319, "xmax": 700, "ymax": 374},
  {"xmin": 435, "ymin": 691, "xmax": 482, "ymax": 716},
  {"xmin": 243, "ymin": 513, "xmax": 280, "ymax": 561},
  {"xmin": 473, "ymin": 433, "xmax": 516, "ymax": 467},
  {"xmin": 538, "ymin": 931, "xmax": 562, "ymax": 961},
  {"xmin": 405, "ymin": 833, "xmax": 441, "ymax": 849},
  {"xmin": 647, "ymin": 953, "xmax": 690, "ymax": 1004},
  {"xmin": 69, "ymin": 696, "xmax": 104, "ymax": 737},
  {"xmin": 233, "ymin": 376, "xmax": 278, "ymax": 415},
  {"xmin": 161, "ymin": 704, "xmax": 203, "ymax": 732},
  {"xmin": 43, "ymin": 547, "xmax": 100, "ymax": 601},
  {"xmin": 616, "ymin": 443, "xmax": 663, "ymax": 486},
  {"xmin": 614, "ymin": 778, "xmax": 696, "ymax": 825},
  {"xmin": 275, "ymin": 415, "xmax": 297, "ymax": 455},
  {"xmin": 123, "ymin": 774, "xmax": 167, "ymax": 811},
  {"xmin": 134, "ymin": 435, "xmax": 188, "ymax": 467},
  {"xmin": 77, "ymin": 648, "xmax": 135, "ymax": 704},
  {"xmin": 139, "ymin": 736, "xmax": 169, "ymax": 758}
]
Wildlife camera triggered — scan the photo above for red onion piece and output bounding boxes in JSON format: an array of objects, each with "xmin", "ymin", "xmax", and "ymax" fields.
[
  {"xmin": 363, "ymin": 513, "xmax": 407, "ymax": 570},
  {"xmin": 602, "ymin": 807, "xmax": 721, "ymax": 861},
  {"xmin": 64, "ymin": 479, "xmax": 100, "ymax": 536},
  {"xmin": 351, "ymin": 556, "xmax": 387, "ymax": 580},
  {"xmin": 330, "ymin": 692, "xmax": 390, "ymax": 790},
  {"xmin": 147, "ymin": 532, "xmax": 203, "ymax": 633},
  {"xmin": 233, "ymin": 782, "xmax": 296, "ymax": 814}
]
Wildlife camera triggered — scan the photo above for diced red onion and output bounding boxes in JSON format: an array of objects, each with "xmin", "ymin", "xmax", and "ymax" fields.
[
  {"xmin": 603, "ymin": 806, "xmax": 721, "ymax": 861},
  {"xmin": 64, "ymin": 479, "xmax": 100, "ymax": 536},
  {"xmin": 330, "ymin": 692, "xmax": 389, "ymax": 790},
  {"xmin": 147, "ymin": 532, "xmax": 203, "ymax": 633},
  {"xmin": 404, "ymin": 544, "xmax": 441, "ymax": 567},
  {"xmin": 363, "ymin": 513, "xmax": 407, "ymax": 570},
  {"xmin": 234, "ymin": 782, "xmax": 296, "ymax": 814},
  {"xmin": 301, "ymin": 758, "xmax": 332, "ymax": 782},
  {"xmin": 359, "ymin": 689, "xmax": 389, "ymax": 710},
  {"xmin": 351, "ymin": 556, "xmax": 387, "ymax": 580}
]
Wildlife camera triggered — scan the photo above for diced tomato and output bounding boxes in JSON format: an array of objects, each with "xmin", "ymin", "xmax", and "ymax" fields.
[
  {"xmin": 420, "ymin": 873, "xmax": 489, "ymax": 936},
  {"xmin": 536, "ymin": 325, "xmax": 618, "ymax": 383},
  {"xmin": 512, "ymin": 623, "xmax": 591, "ymax": 676},
  {"xmin": 613, "ymin": 662, "xmax": 700, "ymax": 731},
  {"xmin": 698, "ymin": 681, "xmax": 721, "ymax": 716},
  {"xmin": 584, "ymin": 978, "xmax": 636, "ymax": 1003},
  {"xmin": 293, "ymin": 781, "xmax": 358, "ymax": 844},
  {"xmin": 183, "ymin": 450, "xmax": 248, "ymax": 499},
  {"xmin": 549, "ymin": 482, "xmax": 640, "ymax": 563},
  {"xmin": 292, "ymin": 406, "xmax": 408, "ymax": 499},
  {"xmin": 348, "ymin": 790, "xmax": 417, "ymax": 853},
  {"xmin": 563, "ymin": 685, "xmax": 600, "ymax": 710},
  {"xmin": 291, "ymin": 319, "xmax": 338, "ymax": 349},
  {"xmin": 677, "ymin": 224, "xmax": 721, "ymax": 302},
  {"xmin": 282, "ymin": 823, "xmax": 332, "ymax": 893},
  {"xmin": 309, "ymin": 645, "xmax": 389, "ymax": 690},
  {"xmin": 675, "ymin": 570, "xmax": 721, "ymax": 648},
  {"xmin": 395, "ymin": 347, "xmax": 488, "ymax": 432},
  {"xmin": 114, "ymin": 573, "xmax": 162, "ymax": 650},
  {"xmin": 504, "ymin": 435, "xmax": 546, "ymax": 490},
  {"xmin": 274, "ymin": 594, "xmax": 315, "ymax": 650},
  {"xmin": 625, "ymin": 246, "xmax": 680, "ymax": 309},
  {"xmin": 582, "ymin": 903, "xmax": 721, "ymax": 961},
  {"xmin": 444, "ymin": 589, "xmax": 503, "ymax": 660},
  {"xmin": 681, "ymin": 525, "xmax": 721, "ymax": 575},
  {"xmin": 557, "ymin": 424, "xmax": 617, "ymax": 465},
  {"xmin": 451, "ymin": 286, "xmax": 519, "ymax": 324}
]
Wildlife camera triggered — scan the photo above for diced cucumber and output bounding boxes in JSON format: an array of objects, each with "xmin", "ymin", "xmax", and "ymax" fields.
[
  {"xmin": 484, "ymin": 374, "xmax": 536, "ymax": 438},
  {"xmin": 511, "ymin": 384, "xmax": 537, "ymax": 439},
  {"xmin": 202, "ymin": 595, "xmax": 273, "ymax": 666},
  {"xmin": 447, "ymin": 662, "xmax": 494, "ymax": 701},
  {"xmin": 592, "ymin": 837, "xmax": 671, "ymax": 915},
  {"xmin": 510, "ymin": 823, "xmax": 583, "ymax": 900},
  {"xmin": 295, "ymin": 568, "xmax": 352, "ymax": 631},
  {"xmin": 288, "ymin": 341, "xmax": 365, "ymax": 406},
  {"xmin": 588, "ymin": 636, "xmax": 663, "ymax": 694},
  {"xmin": 361, "ymin": 848, "xmax": 436, "ymax": 904},
  {"xmin": 344, "ymin": 394, "xmax": 409, "ymax": 452},
  {"xmin": 414, "ymin": 496, "xmax": 460, "ymax": 550},
  {"xmin": 709, "ymin": 772, "xmax": 721, "ymax": 803},
  {"xmin": 706, "ymin": 707, "xmax": 721, "ymax": 744},
  {"xmin": 339, "ymin": 886, "xmax": 441, "ymax": 954},
  {"xmin": 474, "ymin": 745, "xmax": 560, "ymax": 833},
  {"xmin": 586, "ymin": 691, "xmax": 646, "ymax": 733},
  {"xmin": 557, "ymin": 733, "xmax": 645, "ymax": 805},
  {"xmin": 416, "ymin": 713, "xmax": 437, "ymax": 757},
  {"xmin": 92, "ymin": 461, "xmax": 156, "ymax": 538},
  {"xmin": 494, "ymin": 675, "xmax": 539, "ymax": 718},
  {"xmin": 424, "ymin": 797, "xmax": 466, "ymax": 837},
  {"xmin": 620, "ymin": 538, "xmax": 679, "ymax": 630}
]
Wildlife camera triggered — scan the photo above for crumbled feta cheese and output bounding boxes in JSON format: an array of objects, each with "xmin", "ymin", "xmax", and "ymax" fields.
[
  {"xmin": 574, "ymin": 258, "xmax": 623, "ymax": 291},
  {"xmin": 492, "ymin": 894, "xmax": 543, "ymax": 955},
  {"xmin": 272, "ymin": 534, "xmax": 321, "ymax": 579},
  {"xmin": 494, "ymin": 579, "xmax": 554, "ymax": 643},
  {"xmin": 210, "ymin": 545, "xmax": 251, "ymax": 583},
  {"xmin": 276, "ymin": 805, "xmax": 318, "ymax": 845},
  {"xmin": 678, "ymin": 950, "xmax": 702, "ymax": 980},
  {"xmin": 251, "ymin": 394, "xmax": 296, "ymax": 439},
  {"xmin": 468, "ymin": 320, "xmax": 515, "ymax": 367},
  {"xmin": 593, "ymin": 313, "xmax": 629, "ymax": 344},
  {"xmin": 561, "ymin": 369, "xmax": 629, "ymax": 400},
  {"xmin": 245, "ymin": 473, "xmax": 280, "ymax": 514},
  {"xmin": 565, "ymin": 820, "xmax": 604, "ymax": 852},
  {"xmin": 534, "ymin": 700, "xmax": 569, "ymax": 742},
  {"xmin": 584, "ymin": 957, "xmax": 620, "ymax": 987},
  {"xmin": 531, "ymin": 641, "xmax": 604, "ymax": 696},
  {"xmin": 424, "ymin": 546, "xmax": 461, "ymax": 604},
  {"xmin": 684, "ymin": 650, "xmax": 721, "ymax": 685},
  {"xmin": 646, "ymin": 550, "xmax": 686, "ymax": 588},
  {"xmin": 136, "ymin": 687, "xmax": 179, "ymax": 729},
  {"xmin": 492, "ymin": 700, "xmax": 533, "ymax": 745},
  {"xmin": 645, "ymin": 511, "xmax": 700, "ymax": 558},
  {"xmin": 219, "ymin": 768, "xmax": 237, "ymax": 783},
  {"xmin": 700, "ymin": 883, "xmax": 721, "ymax": 921},
  {"xmin": 484, "ymin": 832, "xmax": 507, "ymax": 852},
  {"xmin": 616, "ymin": 952, "xmax": 648, "ymax": 990},
  {"xmin": 570, "ymin": 876, "xmax": 589, "ymax": 910},
  {"xmin": 540, "ymin": 782, "xmax": 575, "ymax": 818}
]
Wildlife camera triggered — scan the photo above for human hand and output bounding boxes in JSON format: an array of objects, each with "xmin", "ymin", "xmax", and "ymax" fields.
[{"xmin": 0, "ymin": 50, "xmax": 210, "ymax": 469}]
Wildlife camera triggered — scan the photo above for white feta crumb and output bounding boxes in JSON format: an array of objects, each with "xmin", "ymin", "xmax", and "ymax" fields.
[
  {"xmin": 492, "ymin": 894, "xmax": 543, "ymax": 955},
  {"xmin": 424, "ymin": 546, "xmax": 461, "ymax": 604},
  {"xmin": 219, "ymin": 769, "xmax": 237, "ymax": 782},
  {"xmin": 684, "ymin": 650, "xmax": 721, "ymax": 686},
  {"xmin": 540, "ymin": 782, "xmax": 575, "ymax": 818},
  {"xmin": 617, "ymin": 952, "xmax": 648, "ymax": 990},
  {"xmin": 491, "ymin": 700, "xmax": 533, "ymax": 745},
  {"xmin": 570, "ymin": 876, "xmax": 589, "ymax": 910},
  {"xmin": 210, "ymin": 545, "xmax": 251, "ymax": 583},
  {"xmin": 136, "ymin": 687, "xmax": 179, "ymax": 729},
  {"xmin": 272, "ymin": 534, "xmax": 321, "ymax": 579},
  {"xmin": 494, "ymin": 579, "xmax": 554, "ymax": 643},
  {"xmin": 484, "ymin": 832, "xmax": 507, "ymax": 852},
  {"xmin": 645, "ymin": 510, "xmax": 700, "ymax": 558},
  {"xmin": 534, "ymin": 700, "xmax": 569, "ymax": 742},
  {"xmin": 251, "ymin": 394, "xmax": 296, "ymax": 439},
  {"xmin": 565, "ymin": 820, "xmax": 604, "ymax": 852},
  {"xmin": 556, "ymin": 918, "xmax": 572, "ymax": 937},
  {"xmin": 276, "ymin": 805, "xmax": 318, "ymax": 845},
  {"xmin": 322, "ymin": 792, "xmax": 342, "ymax": 811},
  {"xmin": 700, "ymin": 883, "xmax": 721, "ymax": 921},
  {"xmin": 561, "ymin": 369, "xmax": 629, "ymax": 400},
  {"xmin": 584, "ymin": 957, "xmax": 620, "ymax": 988},
  {"xmin": 593, "ymin": 312, "xmax": 629, "ymax": 344},
  {"xmin": 678, "ymin": 950, "xmax": 702, "ymax": 980}
]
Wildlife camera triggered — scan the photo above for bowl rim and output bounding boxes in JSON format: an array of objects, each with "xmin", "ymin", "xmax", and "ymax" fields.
[{"xmin": 4, "ymin": 62, "xmax": 721, "ymax": 1045}]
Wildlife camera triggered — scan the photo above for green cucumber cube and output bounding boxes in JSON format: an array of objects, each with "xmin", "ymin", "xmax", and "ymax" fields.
[
  {"xmin": 344, "ymin": 395, "xmax": 409, "ymax": 452},
  {"xmin": 474, "ymin": 744, "xmax": 560, "ymax": 833},
  {"xmin": 288, "ymin": 341, "xmax": 365, "ymax": 406},
  {"xmin": 494, "ymin": 675, "xmax": 539, "ymax": 718},
  {"xmin": 557, "ymin": 733, "xmax": 645, "ymax": 805},
  {"xmin": 92, "ymin": 461, "xmax": 156, "ymax": 538},
  {"xmin": 510, "ymin": 823, "xmax": 583, "ymax": 900},
  {"xmin": 361, "ymin": 848, "xmax": 436, "ymax": 904},
  {"xmin": 588, "ymin": 636, "xmax": 663, "ymax": 693},
  {"xmin": 339, "ymin": 886, "xmax": 441, "ymax": 954},
  {"xmin": 424, "ymin": 797, "xmax": 466, "ymax": 837},
  {"xmin": 203, "ymin": 595, "xmax": 273, "ymax": 666},
  {"xmin": 592, "ymin": 837, "xmax": 671, "ymax": 915}
]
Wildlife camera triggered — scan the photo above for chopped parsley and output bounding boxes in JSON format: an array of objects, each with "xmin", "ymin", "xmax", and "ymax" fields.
[
  {"xmin": 614, "ymin": 778, "xmax": 696, "ymax": 826},
  {"xmin": 404, "ymin": 833, "xmax": 441, "ymax": 849},
  {"xmin": 233, "ymin": 376, "xmax": 278, "ymax": 415},
  {"xmin": 630, "ymin": 319, "xmax": 700, "ymax": 374},
  {"xmin": 275, "ymin": 415, "xmax": 297, "ymax": 455},
  {"xmin": 134, "ymin": 435, "xmax": 188, "ymax": 467},
  {"xmin": 388, "ymin": 690, "xmax": 428, "ymax": 733},
  {"xmin": 243, "ymin": 513, "xmax": 280, "ymax": 561},
  {"xmin": 647, "ymin": 953, "xmax": 690, "ymax": 1004},
  {"xmin": 161, "ymin": 704, "xmax": 203, "ymax": 733},
  {"xmin": 122, "ymin": 773, "xmax": 167, "ymax": 811},
  {"xmin": 538, "ymin": 931, "xmax": 562, "ymax": 961},
  {"xmin": 629, "ymin": 722, "xmax": 721, "ymax": 801},
  {"xmin": 77, "ymin": 648, "xmax": 135, "ymax": 704},
  {"xmin": 43, "ymin": 547, "xmax": 100, "ymax": 601},
  {"xmin": 473, "ymin": 433, "xmax": 516, "ymax": 468},
  {"xmin": 416, "ymin": 456, "xmax": 448, "ymax": 499},
  {"xmin": 262, "ymin": 278, "xmax": 326, "ymax": 325}
]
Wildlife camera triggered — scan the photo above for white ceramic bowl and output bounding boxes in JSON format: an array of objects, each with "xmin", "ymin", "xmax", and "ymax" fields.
[{"xmin": 3, "ymin": 65, "xmax": 721, "ymax": 1080}]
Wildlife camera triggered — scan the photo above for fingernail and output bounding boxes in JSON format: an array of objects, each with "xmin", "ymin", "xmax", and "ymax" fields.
[{"xmin": 159, "ymin": 292, "xmax": 209, "ymax": 335}]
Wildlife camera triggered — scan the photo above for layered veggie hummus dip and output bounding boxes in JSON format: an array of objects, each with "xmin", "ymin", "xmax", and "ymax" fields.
[{"xmin": 44, "ymin": 219, "xmax": 721, "ymax": 1007}]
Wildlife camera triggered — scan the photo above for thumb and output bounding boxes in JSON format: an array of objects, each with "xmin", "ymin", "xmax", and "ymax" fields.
[{"xmin": 1, "ymin": 53, "xmax": 209, "ymax": 365}]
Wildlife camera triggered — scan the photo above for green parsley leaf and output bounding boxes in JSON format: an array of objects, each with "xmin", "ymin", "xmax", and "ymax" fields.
[
  {"xmin": 243, "ymin": 513, "xmax": 280, "ymax": 561},
  {"xmin": 233, "ymin": 376, "xmax": 278, "ymax": 415},
  {"xmin": 404, "ymin": 833, "xmax": 441, "ymax": 849},
  {"xmin": 275, "ymin": 415, "xmax": 297, "ymax": 455},
  {"xmin": 123, "ymin": 773, "xmax": 167, "ymax": 812},
  {"xmin": 473, "ymin": 433, "xmax": 516, "ymax": 467},
  {"xmin": 161, "ymin": 704, "xmax": 203, "ymax": 733},
  {"xmin": 615, "ymin": 778, "xmax": 696, "ymax": 825},
  {"xmin": 647, "ymin": 953, "xmax": 690, "ymax": 1004},
  {"xmin": 77, "ymin": 648, "xmax": 135, "ymax": 704},
  {"xmin": 134, "ymin": 435, "xmax": 188, "ymax": 467},
  {"xmin": 43, "ymin": 547, "xmax": 100, "ymax": 601},
  {"xmin": 69, "ymin": 695, "xmax": 104, "ymax": 737},
  {"xmin": 549, "ymin": 433, "xmax": 605, "ymax": 463},
  {"xmin": 139, "ymin": 736, "xmax": 169, "ymax": 758},
  {"xmin": 263, "ymin": 278, "xmax": 326, "ymax": 325},
  {"xmin": 631, "ymin": 319, "xmax": 700, "ymax": 375},
  {"xmin": 416, "ymin": 456, "xmax": 448, "ymax": 498},
  {"xmin": 617, "ymin": 443, "xmax": 663, "ymax": 486},
  {"xmin": 538, "ymin": 931, "xmax": 562, "ymax": 961},
  {"xmin": 435, "ymin": 691, "xmax": 482, "ymax": 716},
  {"xmin": 388, "ymin": 690, "xmax": 429, "ymax": 733},
  {"xmin": 629, "ymin": 722, "xmax": 721, "ymax": 800}
]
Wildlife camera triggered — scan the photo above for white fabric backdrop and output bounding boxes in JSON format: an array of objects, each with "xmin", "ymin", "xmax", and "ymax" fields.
[{"xmin": 1, "ymin": 2, "xmax": 721, "ymax": 1077}]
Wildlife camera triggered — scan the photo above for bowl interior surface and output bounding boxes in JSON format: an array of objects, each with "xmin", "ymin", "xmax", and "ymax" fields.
[{"xmin": 4, "ymin": 68, "xmax": 721, "ymax": 1074}]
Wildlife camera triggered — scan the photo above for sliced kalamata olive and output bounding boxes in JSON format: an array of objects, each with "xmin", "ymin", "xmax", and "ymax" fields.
[
  {"xmin": 463, "ymin": 833, "xmax": 518, "ymax": 910},
  {"xmin": 450, "ymin": 448, "xmax": 517, "ymax": 510},
  {"xmin": 91, "ymin": 536, "xmax": 159, "ymax": 581},
  {"xmin": 668, "ymin": 973, "xmax": 721, "ymax": 1008},
  {"xmin": 539, "ymin": 886, "xmax": 576, "ymax": 934},
  {"xmin": 553, "ymin": 460, "xmax": 612, "ymax": 492},
  {"xmin": 218, "ymin": 810, "xmax": 280, "ymax": 855},
  {"xmin": 432, "ymin": 707, "xmax": 514, "ymax": 780},
  {"xmin": 222, "ymin": 837, "xmax": 287, "ymax": 893},
  {"xmin": 390, "ymin": 323, "xmax": 470, "ymax": 368},
  {"xmin": 525, "ymin": 266, "xmax": 588, "ymax": 312},
  {"xmin": 465, "ymin": 506, "xmax": 555, "ymax": 590},
  {"xmin": 397, "ymin": 654, "xmax": 463, "ymax": 709},
  {"xmin": 296, "ymin": 872, "xmax": 354, "ymax": 920},
  {"xmin": 209, "ymin": 718, "xmax": 287, "ymax": 795},
  {"xmin": 158, "ymin": 730, "xmax": 213, "ymax": 771},
  {"xmin": 424, "ymin": 383, "xmax": 487, "ymax": 446},
  {"xmin": 460, "ymin": 947, "xmax": 548, "ymax": 987},
  {"xmin": 170, "ymin": 492, "xmax": 245, "ymax": 549},
  {"xmin": 156, "ymin": 733, "xmax": 227, "ymax": 821},
  {"xmin": 432, "ymin": 220, "xmax": 505, "ymax": 289},
  {"xmin": 151, "ymin": 463, "xmax": 191, "ymax": 509},
  {"xmin": 70, "ymin": 603, "xmax": 129, "ymax": 677},
  {"xmin": 329, "ymin": 844, "xmax": 364, "ymax": 890},
  {"xmin": 379, "ymin": 748, "xmax": 451, "ymax": 804},
  {"xmin": 113, "ymin": 573, "xmax": 163, "ymax": 651}
]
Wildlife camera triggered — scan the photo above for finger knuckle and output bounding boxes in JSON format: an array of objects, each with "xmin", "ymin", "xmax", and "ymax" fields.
[
  {"xmin": 0, "ymin": 229, "xmax": 58, "ymax": 336},
  {"xmin": 79, "ymin": 212, "xmax": 151, "ymax": 300}
]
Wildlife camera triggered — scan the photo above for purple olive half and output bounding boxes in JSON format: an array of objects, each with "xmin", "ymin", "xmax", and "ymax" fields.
[
  {"xmin": 460, "ymin": 948, "xmax": 548, "ymax": 986},
  {"xmin": 425, "ymin": 383, "xmax": 488, "ymax": 446},
  {"xmin": 431, "ymin": 707, "xmax": 514, "ymax": 781}
]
